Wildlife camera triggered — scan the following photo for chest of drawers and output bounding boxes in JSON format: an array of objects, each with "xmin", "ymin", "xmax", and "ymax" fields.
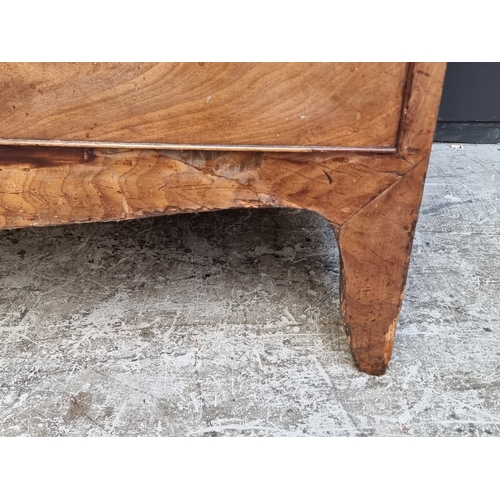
[{"xmin": 0, "ymin": 62, "xmax": 446, "ymax": 374}]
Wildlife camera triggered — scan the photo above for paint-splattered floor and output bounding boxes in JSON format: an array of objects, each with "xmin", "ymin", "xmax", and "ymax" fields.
[{"xmin": 0, "ymin": 143, "xmax": 499, "ymax": 436}]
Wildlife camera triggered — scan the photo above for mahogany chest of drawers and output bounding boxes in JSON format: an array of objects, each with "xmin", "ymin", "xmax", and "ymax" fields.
[{"xmin": 0, "ymin": 63, "xmax": 446, "ymax": 374}]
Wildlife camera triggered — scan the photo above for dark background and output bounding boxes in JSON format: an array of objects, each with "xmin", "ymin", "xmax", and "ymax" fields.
[{"xmin": 435, "ymin": 62, "xmax": 500, "ymax": 143}]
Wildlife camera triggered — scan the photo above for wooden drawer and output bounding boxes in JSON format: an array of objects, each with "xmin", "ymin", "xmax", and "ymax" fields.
[{"xmin": 0, "ymin": 63, "xmax": 408, "ymax": 150}]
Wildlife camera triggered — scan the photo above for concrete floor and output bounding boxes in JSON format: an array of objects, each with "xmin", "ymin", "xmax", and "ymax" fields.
[{"xmin": 0, "ymin": 143, "xmax": 498, "ymax": 436}]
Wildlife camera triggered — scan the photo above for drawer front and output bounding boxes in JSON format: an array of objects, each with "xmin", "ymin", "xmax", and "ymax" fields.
[{"xmin": 0, "ymin": 63, "xmax": 408, "ymax": 149}]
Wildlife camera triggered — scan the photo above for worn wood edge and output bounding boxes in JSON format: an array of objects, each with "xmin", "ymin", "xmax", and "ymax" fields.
[
  {"xmin": 0, "ymin": 139, "xmax": 398, "ymax": 155},
  {"xmin": 0, "ymin": 150, "xmax": 404, "ymax": 230},
  {"xmin": 399, "ymin": 62, "xmax": 447, "ymax": 156},
  {"xmin": 264, "ymin": 151, "xmax": 413, "ymax": 175},
  {"xmin": 0, "ymin": 145, "xmax": 411, "ymax": 175},
  {"xmin": 395, "ymin": 62, "xmax": 416, "ymax": 152},
  {"xmin": 335, "ymin": 157, "xmax": 430, "ymax": 375},
  {"xmin": 0, "ymin": 146, "xmax": 86, "ymax": 165}
]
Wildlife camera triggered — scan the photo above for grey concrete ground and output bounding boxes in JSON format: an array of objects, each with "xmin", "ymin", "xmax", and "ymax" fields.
[{"xmin": 0, "ymin": 143, "xmax": 498, "ymax": 437}]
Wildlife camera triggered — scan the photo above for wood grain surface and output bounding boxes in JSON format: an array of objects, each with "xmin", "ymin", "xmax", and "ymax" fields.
[
  {"xmin": 0, "ymin": 63, "xmax": 447, "ymax": 375},
  {"xmin": 0, "ymin": 63, "xmax": 408, "ymax": 149},
  {"xmin": 336, "ymin": 159, "xmax": 428, "ymax": 375},
  {"xmin": 399, "ymin": 62, "xmax": 447, "ymax": 155},
  {"xmin": 0, "ymin": 149, "xmax": 408, "ymax": 230}
]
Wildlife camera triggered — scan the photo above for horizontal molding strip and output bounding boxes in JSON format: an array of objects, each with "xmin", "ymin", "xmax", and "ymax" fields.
[{"xmin": 0, "ymin": 139, "xmax": 397, "ymax": 155}]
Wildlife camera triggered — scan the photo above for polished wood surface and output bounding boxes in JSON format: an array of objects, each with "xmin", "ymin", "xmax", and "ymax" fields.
[
  {"xmin": 0, "ymin": 63, "xmax": 446, "ymax": 375},
  {"xmin": 0, "ymin": 63, "xmax": 408, "ymax": 149}
]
